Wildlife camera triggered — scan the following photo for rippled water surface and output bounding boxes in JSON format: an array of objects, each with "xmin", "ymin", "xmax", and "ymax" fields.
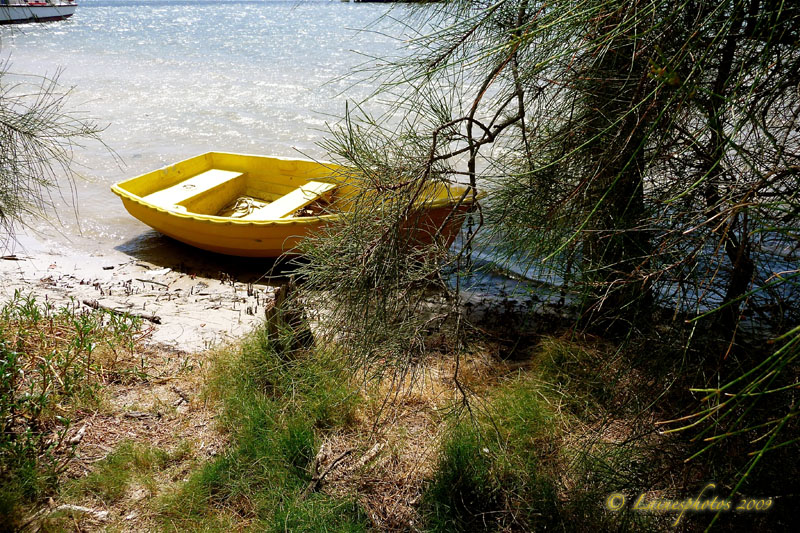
[{"xmin": 1, "ymin": 0, "xmax": 404, "ymax": 250}]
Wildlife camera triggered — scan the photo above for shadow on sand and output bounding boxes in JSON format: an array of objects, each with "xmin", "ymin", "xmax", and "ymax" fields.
[{"xmin": 114, "ymin": 230, "xmax": 305, "ymax": 284}]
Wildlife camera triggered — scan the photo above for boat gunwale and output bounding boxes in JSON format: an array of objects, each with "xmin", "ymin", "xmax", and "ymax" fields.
[{"xmin": 111, "ymin": 152, "xmax": 477, "ymax": 226}]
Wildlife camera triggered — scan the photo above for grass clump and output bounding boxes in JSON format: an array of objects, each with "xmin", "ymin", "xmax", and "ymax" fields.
[
  {"xmin": 423, "ymin": 424, "xmax": 501, "ymax": 532},
  {"xmin": 157, "ymin": 321, "xmax": 367, "ymax": 531},
  {"xmin": 423, "ymin": 336, "xmax": 664, "ymax": 532},
  {"xmin": 423, "ymin": 374, "xmax": 561, "ymax": 532},
  {"xmin": 70, "ymin": 440, "xmax": 190, "ymax": 503},
  {"xmin": 533, "ymin": 336, "xmax": 615, "ymax": 417},
  {"xmin": 0, "ymin": 291, "xmax": 143, "ymax": 528}
]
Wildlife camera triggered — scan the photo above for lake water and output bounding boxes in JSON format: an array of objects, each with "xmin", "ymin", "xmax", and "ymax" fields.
[
  {"xmin": 3, "ymin": 2, "xmax": 793, "ymax": 322},
  {"xmin": 1, "ymin": 0, "xmax": 405, "ymax": 253}
]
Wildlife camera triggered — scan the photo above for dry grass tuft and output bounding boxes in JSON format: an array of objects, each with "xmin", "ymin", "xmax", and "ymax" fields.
[{"xmin": 311, "ymin": 336, "xmax": 551, "ymax": 531}]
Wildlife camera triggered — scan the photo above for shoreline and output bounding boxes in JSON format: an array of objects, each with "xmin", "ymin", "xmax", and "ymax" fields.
[{"xmin": 1, "ymin": 231, "xmax": 282, "ymax": 352}]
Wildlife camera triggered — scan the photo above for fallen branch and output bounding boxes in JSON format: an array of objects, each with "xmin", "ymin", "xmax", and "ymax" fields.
[
  {"xmin": 301, "ymin": 448, "xmax": 353, "ymax": 500},
  {"xmin": 136, "ymin": 277, "xmax": 169, "ymax": 287},
  {"xmin": 68, "ymin": 424, "xmax": 87, "ymax": 446},
  {"xmin": 22, "ymin": 503, "xmax": 109, "ymax": 529},
  {"xmin": 171, "ymin": 385, "xmax": 190, "ymax": 405},
  {"xmin": 52, "ymin": 504, "xmax": 109, "ymax": 521},
  {"xmin": 82, "ymin": 299, "xmax": 162, "ymax": 324},
  {"xmin": 123, "ymin": 411, "xmax": 157, "ymax": 419},
  {"xmin": 350, "ymin": 442, "xmax": 384, "ymax": 471}
]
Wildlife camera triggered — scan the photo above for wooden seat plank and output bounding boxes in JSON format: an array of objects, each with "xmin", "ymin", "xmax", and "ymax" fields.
[
  {"xmin": 242, "ymin": 181, "xmax": 336, "ymax": 220},
  {"xmin": 143, "ymin": 169, "xmax": 244, "ymax": 207}
]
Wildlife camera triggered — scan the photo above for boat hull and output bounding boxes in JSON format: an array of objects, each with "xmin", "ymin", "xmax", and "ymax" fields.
[
  {"xmin": 116, "ymin": 196, "xmax": 469, "ymax": 257},
  {"xmin": 0, "ymin": 4, "xmax": 76, "ymax": 24},
  {"xmin": 112, "ymin": 152, "xmax": 475, "ymax": 258}
]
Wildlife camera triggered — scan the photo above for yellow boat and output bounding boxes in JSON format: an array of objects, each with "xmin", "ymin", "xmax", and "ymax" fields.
[{"xmin": 111, "ymin": 152, "xmax": 476, "ymax": 257}]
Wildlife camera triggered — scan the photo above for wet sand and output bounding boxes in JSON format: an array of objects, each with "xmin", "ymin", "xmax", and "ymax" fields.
[{"xmin": 1, "ymin": 230, "xmax": 293, "ymax": 352}]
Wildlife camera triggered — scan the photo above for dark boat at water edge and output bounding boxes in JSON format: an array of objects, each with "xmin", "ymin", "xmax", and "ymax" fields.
[{"xmin": 0, "ymin": 0, "xmax": 77, "ymax": 25}]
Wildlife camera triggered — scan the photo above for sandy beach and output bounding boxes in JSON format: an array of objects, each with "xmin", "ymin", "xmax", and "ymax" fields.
[{"xmin": 1, "ymin": 231, "xmax": 285, "ymax": 353}]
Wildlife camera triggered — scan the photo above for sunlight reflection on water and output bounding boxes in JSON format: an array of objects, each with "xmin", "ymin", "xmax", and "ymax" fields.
[{"xmin": 1, "ymin": 0, "xmax": 406, "ymax": 251}]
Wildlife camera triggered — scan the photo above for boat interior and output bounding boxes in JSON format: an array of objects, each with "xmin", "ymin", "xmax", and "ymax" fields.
[
  {"xmin": 114, "ymin": 152, "xmax": 471, "ymax": 222},
  {"xmin": 117, "ymin": 153, "xmax": 345, "ymax": 220}
]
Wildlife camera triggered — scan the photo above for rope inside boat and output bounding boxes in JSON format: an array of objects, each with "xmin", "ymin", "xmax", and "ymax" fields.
[{"xmin": 217, "ymin": 196, "xmax": 269, "ymax": 218}]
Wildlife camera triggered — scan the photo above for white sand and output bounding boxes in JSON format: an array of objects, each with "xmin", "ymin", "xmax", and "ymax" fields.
[{"xmin": 1, "ymin": 233, "xmax": 279, "ymax": 352}]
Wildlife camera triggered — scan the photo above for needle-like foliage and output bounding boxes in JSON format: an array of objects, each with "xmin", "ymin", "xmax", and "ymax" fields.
[
  {"xmin": 0, "ymin": 63, "xmax": 102, "ymax": 237},
  {"xmin": 301, "ymin": 1, "xmax": 798, "ymax": 506}
]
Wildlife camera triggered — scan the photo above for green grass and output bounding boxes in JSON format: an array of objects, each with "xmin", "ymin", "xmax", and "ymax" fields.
[
  {"xmin": 534, "ymin": 336, "xmax": 615, "ymax": 417},
  {"xmin": 423, "ymin": 375, "xmax": 561, "ymax": 532},
  {"xmin": 69, "ymin": 440, "xmax": 191, "ymax": 503},
  {"xmin": 9, "ymin": 291, "xmax": 776, "ymax": 531},
  {"xmin": 156, "ymin": 322, "xmax": 367, "ymax": 531},
  {"xmin": 423, "ymin": 424, "xmax": 501, "ymax": 532},
  {"xmin": 422, "ymin": 337, "xmax": 660, "ymax": 532},
  {"xmin": 0, "ymin": 292, "xmax": 143, "ymax": 530}
]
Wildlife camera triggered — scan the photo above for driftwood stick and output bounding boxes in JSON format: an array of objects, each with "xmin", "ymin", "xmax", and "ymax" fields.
[
  {"xmin": 135, "ymin": 278, "xmax": 169, "ymax": 287},
  {"xmin": 301, "ymin": 448, "xmax": 353, "ymax": 500},
  {"xmin": 82, "ymin": 299, "xmax": 162, "ymax": 324}
]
